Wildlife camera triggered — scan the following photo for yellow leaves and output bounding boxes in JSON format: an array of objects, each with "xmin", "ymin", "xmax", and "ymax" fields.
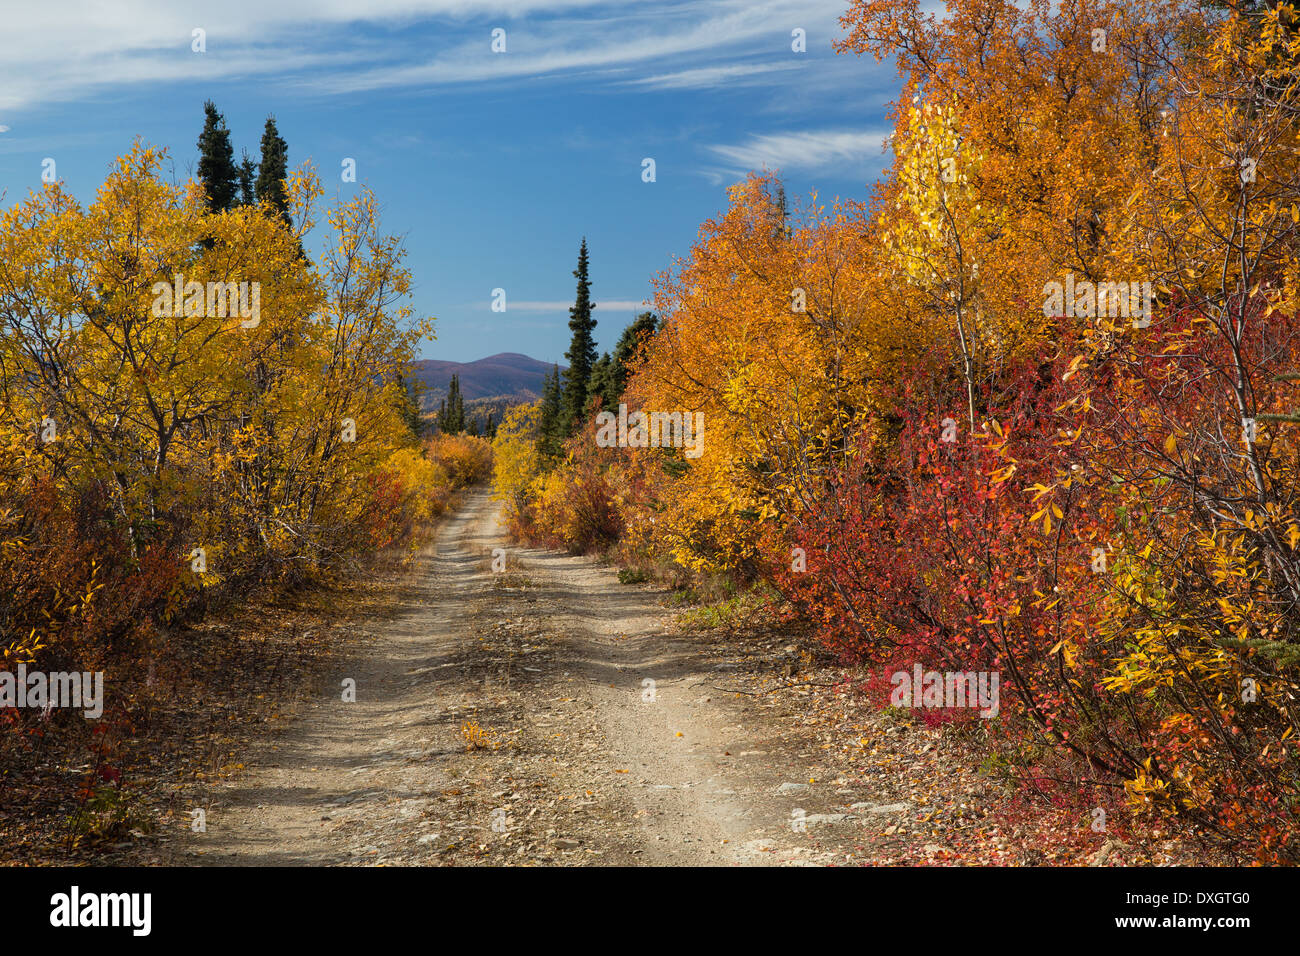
[
  {"xmin": 1164, "ymin": 433, "xmax": 1178, "ymax": 456},
  {"xmin": 614, "ymin": 174, "xmax": 883, "ymax": 574},
  {"xmin": 461, "ymin": 721, "xmax": 499, "ymax": 752},
  {"xmin": 1062, "ymin": 354, "xmax": 1088, "ymax": 382},
  {"xmin": 1049, "ymin": 636, "xmax": 1079, "ymax": 668},
  {"xmin": 1028, "ymin": 503, "xmax": 1057, "ymax": 533},
  {"xmin": 1123, "ymin": 757, "xmax": 1171, "ymax": 808},
  {"xmin": 1026, "ymin": 482, "xmax": 1055, "ymax": 501},
  {"xmin": 492, "ymin": 402, "xmax": 545, "ymax": 511}
]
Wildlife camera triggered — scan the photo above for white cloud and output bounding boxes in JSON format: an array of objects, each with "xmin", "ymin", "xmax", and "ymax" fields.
[
  {"xmin": 0, "ymin": 0, "xmax": 850, "ymax": 112},
  {"xmin": 704, "ymin": 128, "xmax": 892, "ymax": 177},
  {"xmin": 478, "ymin": 299, "xmax": 647, "ymax": 311},
  {"xmin": 631, "ymin": 61, "xmax": 803, "ymax": 91},
  {"xmin": 306, "ymin": 1, "xmax": 845, "ymax": 95}
]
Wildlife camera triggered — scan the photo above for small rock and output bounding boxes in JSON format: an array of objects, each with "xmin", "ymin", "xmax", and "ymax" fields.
[
  {"xmin": 1089, "ymin": 839, "xmax": 1123, "ymax": 867},
  {"xmin": 804, "ymin": 813, "xmax": 850, "ymax": 826},
  {"xmin": 857, "ymin": 802, "xmax": 910, "ymax": 814},
  {"xmin": 776, "ymin": 782, "xmax": 811, "ymax": 794}
]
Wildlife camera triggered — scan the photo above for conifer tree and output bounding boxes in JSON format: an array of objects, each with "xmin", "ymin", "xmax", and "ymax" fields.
[
  {"xmin": 196, "ymin": 101, "xmax": 239, "ymax": 213},
  {"xmin": 562, "ymin": 239, "xmax": 597, "ymax": 432},
  {"xmin": 395, "ymin": 370, "xmax": 425, "ymax": 440},
  {"xmin": 255, "ymin": 116, "xmax": 290, "ymax": 224},
  {"xmin": 437, "ymin": 374, "xmax": 466, "ymax": 434},
  {"xmin": 538, "ymin": 364, "xmax": 563, "ymax": 458},
  {"xmin": 588, "ymin": 352, "xmax": 615, "ymax": 412},
  {"xmin": 237, "ymin": 150, "xmax": 257, "ymax": 207},
  {"xmin": 611, "ymin": 311, "xmax": 658, "ymax": 397}
]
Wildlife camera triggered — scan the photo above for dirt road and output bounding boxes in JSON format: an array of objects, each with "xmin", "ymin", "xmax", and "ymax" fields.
[{"xmin": 178, "ymin": 489, "xmax": 917, "ymax": 866}]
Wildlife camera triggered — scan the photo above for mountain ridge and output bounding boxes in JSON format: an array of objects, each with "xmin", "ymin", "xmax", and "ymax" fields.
[{"xmin": 409, "ymin": 352, "xmax": 566, "ymax": 404}]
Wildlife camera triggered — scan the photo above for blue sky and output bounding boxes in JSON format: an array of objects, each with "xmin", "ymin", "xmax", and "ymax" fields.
[{"xmin": 0, "ymin": 1, "xmax": 900, "ymax": 364}]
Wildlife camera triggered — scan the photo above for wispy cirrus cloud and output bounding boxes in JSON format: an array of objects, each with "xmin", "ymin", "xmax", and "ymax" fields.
[
  {"xmin": 303, "ymin": 0, "xmax": 845, "ymax": 96},
  {"xmin": 702, "ymin": 127, "xmax": 891, "ymax": 182},
  {"xmin": 630, "ymin": 60, "xmax": 804, "ymax": 91},
  {"xmin": 0, "ymin": 0, "xmax": 850, "ymax": 114},
  {"xmin": 474, "ymin": 299, "xmax": 648, "ymax": 312}
]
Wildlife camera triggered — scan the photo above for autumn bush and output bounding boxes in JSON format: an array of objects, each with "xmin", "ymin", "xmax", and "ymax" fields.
[
  {"xmin": 427, "ymin": 433, "xmax": 494, "ymax": 488},
  {"xmin": 492, "ymin": 403, "xmax": 624, "ymax": 552},
  {"xmin": 530, "ymin": 452, "xmax": 624, "ymax": 554},
  {"xmin": 0, "ymin": 143, "xmax": 460, "ymax": 759},
  {"xmin": 491, "ymin": 402, "xmax": 546, "ymax": 540}
]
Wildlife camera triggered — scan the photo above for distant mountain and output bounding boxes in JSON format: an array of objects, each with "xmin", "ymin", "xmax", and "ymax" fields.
[{"xmin": 409, "ymin": 352, "xmax": 564, "ymax": 406}]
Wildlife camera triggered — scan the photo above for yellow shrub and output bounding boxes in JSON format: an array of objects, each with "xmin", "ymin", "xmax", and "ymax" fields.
[
  {"xmin": 491, "ymin": 403, "xmax": 543, "ymax": 514},
  {"xmin": 427, "ymin": 433, "xmax": 493, "ymax": 487},
  {"xmin": 381, "ymin": 446, "xmax": 452, "ymax": 524}
]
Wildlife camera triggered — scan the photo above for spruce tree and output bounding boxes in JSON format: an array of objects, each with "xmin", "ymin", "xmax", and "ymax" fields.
[
  {"xmin": 255, "ymin": 116, "xmax": 290, "ymax": 224},
  {"xmin": 453, "ymin": 379, "xmax": 466, "ymax": 432},
  {"xmin": 562, "ymin": 238, "xmax": 597, "ymax": 432},
  {"xmin": 611, "ymin": 311, "xmax": 658, "ymax": 397},
  {"xmin": 395, "ymin": 370, "xmax": 425, "ymax": 440},
  {"xmin": 588, "ymin": 352, "xmax": 615, "ymax": 412},
  {"xmin": 237, "ymin": 150, "xmax": 257, "ymax": 206},
  {"xmin": 773, "ymin": 180, "xmax": 790, "ymax": 239},
  {"xmin": 437, "ymin": 374, "xmax": 466, "ymax": 434},
  {"xmin": 197, "ymin": 101, "xmax": 239, "ymax": 213},
  {"xmin": 538, "ymin": 364, "xmax": 563, "ymax": 458}
]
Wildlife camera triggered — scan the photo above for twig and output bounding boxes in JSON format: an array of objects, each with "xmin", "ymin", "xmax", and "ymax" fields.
[{"xmin": 692, "ymin": 679, "xmax": 845, "ymax": 696}]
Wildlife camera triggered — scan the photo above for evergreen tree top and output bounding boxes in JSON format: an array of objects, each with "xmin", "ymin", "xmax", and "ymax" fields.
[
  {"xmin": 256, "ymin": 116, "xmax": 290, "ymax": 223},
  {"xmin": 196, "ymin": 100, "xmax": 239, "ymax": 214}
]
